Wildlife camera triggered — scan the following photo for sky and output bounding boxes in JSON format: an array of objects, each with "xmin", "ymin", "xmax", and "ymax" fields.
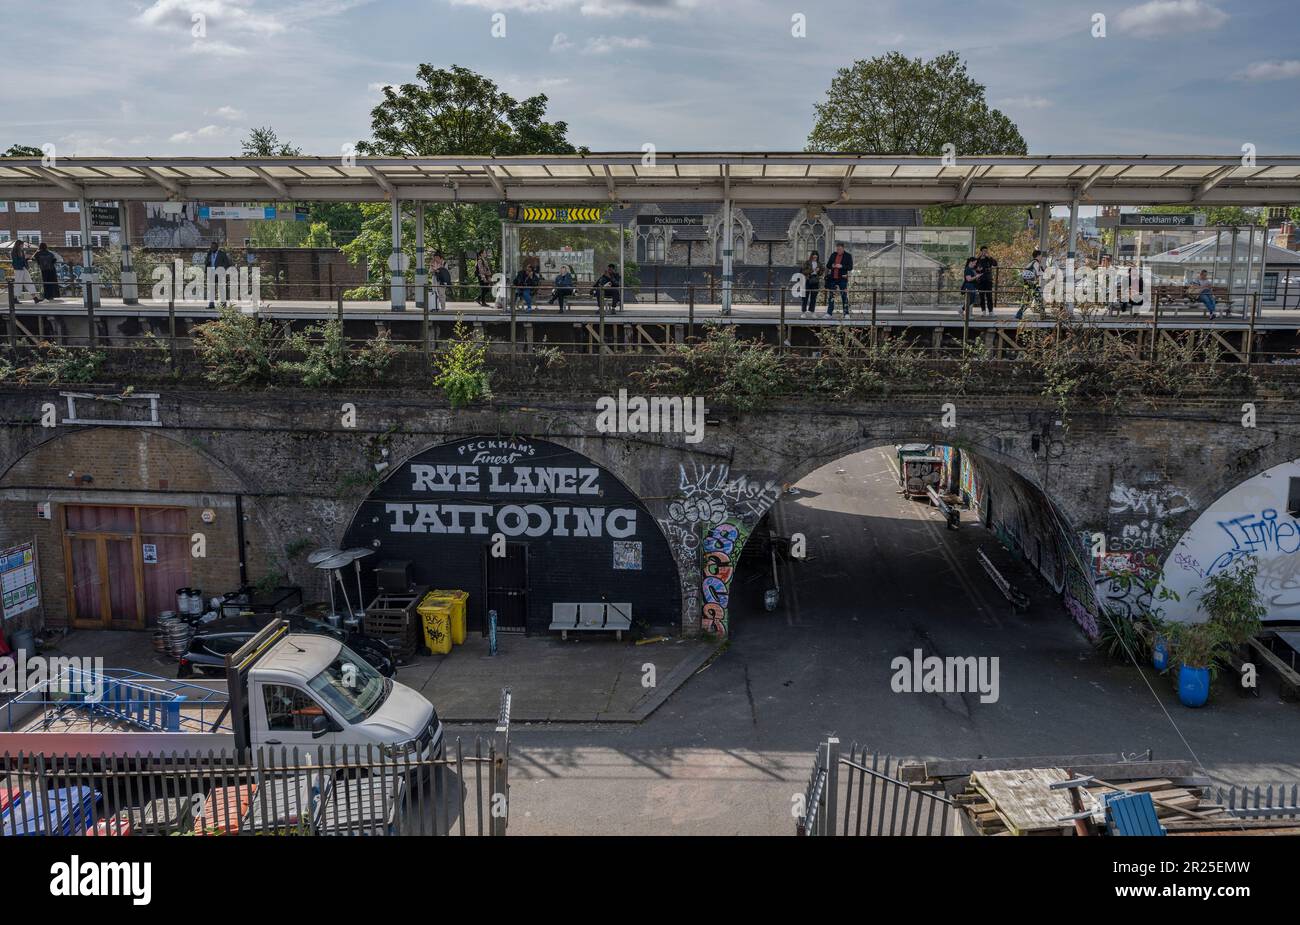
[{"xmin": 4, "ymin": 0, "xmax": 1300, "ymax": 157}]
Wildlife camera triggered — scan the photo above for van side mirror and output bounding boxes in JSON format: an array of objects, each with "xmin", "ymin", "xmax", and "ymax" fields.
[{"xmin": 311, "ymin": 713, "xmax": 331, "ymax": 738}]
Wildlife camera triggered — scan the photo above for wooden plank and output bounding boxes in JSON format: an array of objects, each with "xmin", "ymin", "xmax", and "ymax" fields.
[
  {"xmin": 919, "ymin": 753, "xmax": 1127, "ymax": 780},
  {"xmin": 1249, "ymin": 636, "xmax": 1300, "ymax": 687},
  {"xmin": 971, "ymin": 768, "xmax": 1072, "ymax": 835}
]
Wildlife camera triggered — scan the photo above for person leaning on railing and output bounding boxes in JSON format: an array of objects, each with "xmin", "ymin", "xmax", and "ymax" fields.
[{"xmin": 799, "ymin": 250, "xmax": 822, "ymax": 314}]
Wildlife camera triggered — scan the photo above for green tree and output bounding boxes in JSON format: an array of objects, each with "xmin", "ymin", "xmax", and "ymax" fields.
[
  {"xmin": 807, "ymin": 51, "xmax": 1028, "ymax": 156},
  {"xmin": 346, "ymin": 64, "xmax": 583, "ymax": 292},
  {"xmin": 240, "ymin": 126, "xmax": 302, "ymax": 157},
  {"xmin": 923, "ymin": 204, "xmax": 1026, "ymax": 247},
  {"xmin": 3, "ymin": 144, "xmax": 43, "ymax": 157},
  {"xmin": 303, "ymin": 221, "xmax": 334, "ymax": 248}
]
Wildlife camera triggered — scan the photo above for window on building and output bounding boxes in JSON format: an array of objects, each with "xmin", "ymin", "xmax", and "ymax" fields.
[
  {"xmin": 715, "ymin": 221, "xmax": 746, "ymax": 263},
  {"xmin": 1264, "ymin": 272, "xmax": 1279, "ymax": 301},
  {"xmin": 65, "ymin": 231, "xmax": 81, "ymax": 247},
  {"xmin": 0, "ymin": 201, "xmax": 7, "ymax": 212},
  {"xmin": 263, "ymin": 684, "xmax": 326, "ymax": 732},
  {"xmin": 0, "ymin": 231, "xmax": 9, "ymax": 243},
  {"xmin": 639, "ymin": 229, "xmax": 666, "ymax": 263},
  {"xmin": 17, "ymin": 230, "xmax": 41, "ymax": 245},
  {"xmin": 15, "ymin": 201, "xmax": 39, "ymax": 213},
  {"xmin": 63, "ymin": 201, "xmax": 80, "ymax": 212}
]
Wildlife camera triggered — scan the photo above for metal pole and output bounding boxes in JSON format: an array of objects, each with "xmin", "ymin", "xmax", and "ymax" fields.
[
  {"xmin": 962, "ymin": 282, "xmax": 970, "ymax": 349},
  {"xmin": 824, "ymin": 737, "xmax": 840, "ymax": 837},
  {"xmin": 871, "ymin": 288, "xmax": 878, "ymax": 347},
  {"xmin": 688, "ymin": 282, "xmax": 695, "ymax": 339},
  {"xmin": 1227, "ymin": 226, "xmax": 1239, "ymax": 315},
  {"xmin": 598, "ymin": 278, "xmax": 605, "ymax": 375},
  {"xmin": 1038, "ymin": 202, "xmax": 1050, "ymax": 256},
  {"xmin": 389, "ymin": 198, "xmax": 404, "ymax": 310},
  {"xmin": 80, "ymin": 197, "xmax": 97, "ymax": 346},
  {"xmin": 619, "ymin": 221, "xmax": 625, "ymax": 314},
  {"xmin": 779, "ymin": 284, "xmax": 786, "ymax": 353},
  {"xmin": 414, "ymin": 202, "xmax": 426, "ymax": 310},
  {"xmin": 168, "ymin": 261, "xmax": 177, "ymax": 370},
  {"xmin": 119, "ymin": 201, "xmax": 137, "ymax": 305},
  {"xmin": 6, "ymin": 279, "xmax": 15, "ymax": 355},
  {"xmin": 1246, "ymin": 292, "xmax": 1259, "ymax": 367},
  {"xmin": 1065, "ymin": 198, "xmax": 1080, "ymax": 315},
  {"xmin": 1151, "ymin": 290, "xmax": 1160, "ymax": 364},
  {"xmin": 721, "ymin": 198, "xmax": 733, "ymax": 316}
]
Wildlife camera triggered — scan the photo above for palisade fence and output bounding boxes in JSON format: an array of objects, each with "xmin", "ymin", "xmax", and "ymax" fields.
[
  {"xmin": 1211, "ymin": 784, "xmax": 1300, "ymax": 820},
  {"xmin": 797, "ymin": 737, "xmax": 959, "ymax": 837},
  {"xmin": 0, "ymin": 696, "xmax": 512, "ymax": 837},
  {"xmin": 0, "ymin": 738, "xmax": 507, "ymax": 837}
]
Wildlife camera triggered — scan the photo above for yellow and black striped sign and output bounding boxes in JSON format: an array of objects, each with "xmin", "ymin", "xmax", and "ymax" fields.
[{"xmin": 502, "ymin": 205, "xmax": 608, "ymax": 224}]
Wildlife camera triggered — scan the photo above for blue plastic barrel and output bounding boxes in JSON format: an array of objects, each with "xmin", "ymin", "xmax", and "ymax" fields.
[
  {"xmin": 1152, "ymin": 636, "xmax": 1169, "ymax": 671},
  {"xmin": 1178, "ymin": 665, "xmax": 1211, "ymax": 708}
]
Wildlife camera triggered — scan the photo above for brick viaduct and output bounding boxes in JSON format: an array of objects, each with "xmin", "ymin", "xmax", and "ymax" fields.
[{"xmin": 2, "ymin": 385, "xmax": 1298, "ymax": 636}]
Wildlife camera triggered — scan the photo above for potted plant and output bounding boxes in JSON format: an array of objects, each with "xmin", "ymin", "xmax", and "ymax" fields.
[
  {"xmin": 1164, "ymin": 619, "xmax": 1225, "ymax": 708},
  {"xmin": 1198, "ymin": 558, "xmax": 1266, "ymax": 659}
]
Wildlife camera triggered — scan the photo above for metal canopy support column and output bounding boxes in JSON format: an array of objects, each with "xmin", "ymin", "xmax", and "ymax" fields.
[
  {"xmin": 1066, "ymin": 197, "xmax": 1079, "ymax": 313},
  {"xmin": 619, "ymin": 221, "xmax": 625, "ymax": 313},
  {"xmin": 1227, "ymin": 225, "xmax": 1239, "ymax": 310},
  {"xmin": 414, "ymin": 202, "xmax": 426, "ymax": 309},
  {"xmin": 721, "ymin": 196, "xmax": 733, "ymax": 316},
  {"xmin": 1038, "ymin": 202, "xmax": 1050, "ymax": 255},
  {"xmin": 119, "ymin": 201, "xmax": 137, "ymax": 305},
  {"xmin": 79, "ymin": 197, "xmax": 99, "ymax": 311},
  {"xmin": 390, "ymin": 197, "xmax": 405, "ymax": 310}
]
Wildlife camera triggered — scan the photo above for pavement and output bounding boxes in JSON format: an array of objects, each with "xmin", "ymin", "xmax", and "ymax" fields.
[
  {"xmin": 34, "ymin": 621, "xmax": 720, "ymax": 725},
  {"xmin": 396, "ymin": 634, "xmax": 718, "ymax": 723}
]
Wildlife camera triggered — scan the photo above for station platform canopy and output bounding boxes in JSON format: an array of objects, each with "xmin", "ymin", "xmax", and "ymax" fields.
[{"xmin": 2, "ymin": 153, "xmax": 1299, "ymax": 206}]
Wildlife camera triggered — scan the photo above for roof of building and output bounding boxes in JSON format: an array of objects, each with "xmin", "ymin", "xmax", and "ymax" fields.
[
  {"xmin": 1145, "ymin": 232, "xmax": 1300, "ymax": 265},
  {"xmin": 2, "ymin": 153, "xmax": 1298, "ymax": 206}
]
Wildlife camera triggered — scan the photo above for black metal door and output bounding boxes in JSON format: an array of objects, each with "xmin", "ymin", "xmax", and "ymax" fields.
[{"xmin": 483, "ymin": 542, "xmax": 529, "ymax": 634}]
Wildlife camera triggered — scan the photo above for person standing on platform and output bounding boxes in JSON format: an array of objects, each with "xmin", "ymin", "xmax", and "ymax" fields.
[
  {"xmin": 33, "ymin": 243, "xmax": 60, "ymax": 302},
  {"xmin": 974, "ymin": 245, "xmax": 998, "ymax": 315},
  {"xmin": 824, "ymin": 242, "xmax": 852, "ymax": 316},
  {"xmin": 475, "ymin": 250, "xmax": 493, "ymax": 306},
  {"xmin": 799, "ymin": 249, "xmax": 822, "ymax": 313},
  {"xmin": 10, "ymin": 241, "xmax": 38, "ymax": 303}
]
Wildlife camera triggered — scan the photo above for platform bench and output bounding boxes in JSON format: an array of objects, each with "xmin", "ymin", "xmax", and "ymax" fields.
[{"xmin": 550, "ymin": 602, "xmax": 633, "ymax": 640}]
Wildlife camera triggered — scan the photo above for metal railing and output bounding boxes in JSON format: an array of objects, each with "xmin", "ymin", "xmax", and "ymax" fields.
[
  {"xmin": 797, "ymin": 737, "xmax": 959, "ymax": 836},
  {"xmin": 3, "ymin": 276, "xmax": 1297, "ymax": 369},
  {"xmin": 1212, "ymin": 783, "xmax": 1300, "ymax": 820},
  {"xmin": 1, "ymin": 719, "xmax": 510, "ymax": 836}
]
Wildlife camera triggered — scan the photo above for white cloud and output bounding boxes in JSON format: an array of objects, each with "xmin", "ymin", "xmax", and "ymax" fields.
[
  {"xmin": 169, "ymin": 123, "xmax": 230, "ymax": 143},
  {"xmin": 1236, "ymin": 60, "xmax": 1300, "ymax": 82},
  {"xmin": 138, "ymin": 0, "xmax": 286, "ymax": 36},
  {"xmin": 189, "ymin": 38, "xmax": 251, "ymax": 56},
  {"xmin": 1116, "ymin": 0, "xmax": 1228, "ymax": 38},
  {"xmin": 998, "ymin": 95, "xmax": 1053, "ymax": 110},
  {"xmin": 450, "ymin": 0, "xmax": 695, "ymax": 16},
  {"xmin": 582, "ymin": 34, "xmax": 650, "ymax": 54},
  {"xmin": 211, "ymin": 105, "xmax": 246, "ymax": 120},
  {"xmin": 550, "ymin": 32, "xmax": 574, "ymax": 52}
]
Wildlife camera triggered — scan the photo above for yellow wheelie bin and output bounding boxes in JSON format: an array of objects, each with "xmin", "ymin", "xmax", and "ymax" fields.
[
  {"xmin": 416, "ymin": 594, "xmax": 453, "ymax": 655},
  {"xmin": 428, "ymin": 590, "xmax": 469, "ymax": 645}
]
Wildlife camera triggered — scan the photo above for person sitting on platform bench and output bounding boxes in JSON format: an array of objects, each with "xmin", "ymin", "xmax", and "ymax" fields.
[
  {"xmin": 594, "ymin": 263, "xmax": 622, "ymax": 311},
  {"xmin": 549, "ymin": 264, "xmax": 575, "ymax": 312},
  {"xmin": 1194, "ymin": 270, "xmax": 1217, "ymax": 319}
]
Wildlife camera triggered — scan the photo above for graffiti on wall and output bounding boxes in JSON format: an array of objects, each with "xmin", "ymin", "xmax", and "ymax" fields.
[
  {"xmin": 1159, "ymin": 460, "xmax": 1300, "ymax": 621},
  {"xmin": 1063, "ymin": 546, "xmax": 1100, "ymax": 640},
  {"xmin": 658, "ymin": 462, "xmax": 780, "ymax": 636}
]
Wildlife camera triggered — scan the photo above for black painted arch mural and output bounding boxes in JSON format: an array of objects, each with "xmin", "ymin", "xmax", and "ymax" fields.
[{"xmin": 342, "ymin": 436, "xmax": 681, "ymax": 634}]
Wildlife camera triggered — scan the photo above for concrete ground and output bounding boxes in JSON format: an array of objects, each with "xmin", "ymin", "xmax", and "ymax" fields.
[
  {"xmin": 469, "ymin": 447, "xmax": 1300, "ymax": 835},
  {"xmin": 35, "ymin": 623, "xmax": 718, "ymax": 724}
]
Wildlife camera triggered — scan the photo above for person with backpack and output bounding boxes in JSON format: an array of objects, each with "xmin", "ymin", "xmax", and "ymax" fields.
[
  {"xmin": 1016, "ymin": 249, "xmax": 1045, "ymax": 320},
  {"xmin": 798, "ymin": 250, "xmax": 822, "ymax": 314}
]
